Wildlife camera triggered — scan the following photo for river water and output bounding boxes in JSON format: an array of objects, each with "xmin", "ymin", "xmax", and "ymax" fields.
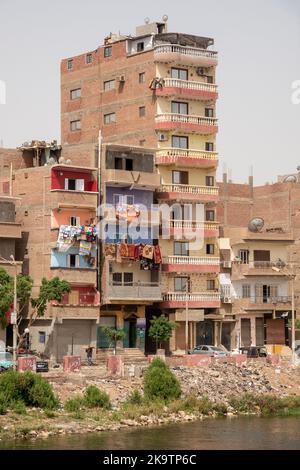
[{"xmin": 1, "ymin": 417, "xmax": 300, "ymax": 450}]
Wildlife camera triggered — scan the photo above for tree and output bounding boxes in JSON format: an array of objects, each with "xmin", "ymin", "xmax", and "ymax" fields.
[
  {"xmin": 0, "ymin": 268, "xmax": 70, "ymax": 349},
  {"xmin": 101, "ymin": 327, "xmax": 126, "ymax": 355},
  {"xmin": 148, "ymin": 315, "xmax": 177, "ymax": 352},
  {"xmin": 288, "ymin": 319, "xmax": 300, "ymax": 330}
]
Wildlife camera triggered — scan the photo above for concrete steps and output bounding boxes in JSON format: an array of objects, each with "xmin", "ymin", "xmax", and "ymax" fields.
[{"xmin": 96, "ymin": 348, "xmax": 147, "ymax": 364}]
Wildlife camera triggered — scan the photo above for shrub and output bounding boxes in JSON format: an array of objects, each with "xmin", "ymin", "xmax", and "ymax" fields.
[
  {"xmin": 64, "ymin": 396, "xmax": 83, "ymax": 413},
  {"xmin": 148, "ymin": 358, "xmax": 167, "ymax": 370},
  {"xmin": 84, "ymin": 386, "xmax": 111, "ymax": 409},
  {"xmin": 126, "ymin": 389, "xmax": 143, "ymax": 405},
  {"xmin": 0, "ymin": 391, "xmax": 8, "ymax": 415},
  {"xmin": 143, "ymin": 363, "xmax": 181, "ymax": 402},
  {"xmin": 0, "ymin": 370, "xmax": 58, "ymax": 410},
  {"xmin": 12, "ymin": 400, "xmax": 27, "ymax": 415}
]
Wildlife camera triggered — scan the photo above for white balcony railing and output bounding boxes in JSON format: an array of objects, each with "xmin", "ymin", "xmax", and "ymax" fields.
[
  {"xmin": 156, "ymin": 147, "xmax": 218, "ymax": 163},
  {"xmin": 170, "ymin": 220, "xmax": 219, "ymax": 231},
  {"xmin": 154, "ymin": 44, "xmax": 218, "ymax": 61},
  {"xmin": 161, "ymin": 78, "xmax": 217, "ymax": 94},
  {"xmin": 163, "ymin": 292, "xmax": 220, "ymax": 302},
  {"xmin": 155, "ymin": 113, "xmax": 217, "ymax": 127},
  {"xmin": 163, "ymin": 256, "xmax": 220, "ymax": 266},
  {"xmin": 158, "ymin": 184, "xmax": 219, "ymax": 196}
]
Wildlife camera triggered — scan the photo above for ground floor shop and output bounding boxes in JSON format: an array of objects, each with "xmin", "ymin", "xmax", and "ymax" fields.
[{"xmin": 237, "ymin": 311, "xmax": 291, "ymax": 348}]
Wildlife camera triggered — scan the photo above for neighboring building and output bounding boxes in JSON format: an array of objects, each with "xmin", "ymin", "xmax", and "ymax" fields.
[
  {"xmin": 218, "ymin": 173, "xmax": 298, "ymax": 350},
  {"xmin": 61, "ymin": 19, "xmax": 221, "ymax": 353}
]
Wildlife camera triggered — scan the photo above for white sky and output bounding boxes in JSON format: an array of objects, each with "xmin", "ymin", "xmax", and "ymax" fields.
[{"xmin": 0, "ymin": 0, "xmax": 299, "ymax": 184}]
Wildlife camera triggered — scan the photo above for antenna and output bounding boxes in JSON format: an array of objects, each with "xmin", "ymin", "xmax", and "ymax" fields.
[
  {"xmin": 162, "ymin": 14, "xmax": 168, "ymax": 22},
  {"xmin": 144, "ymin": 17, "xmax": 150, "ymax": 24}
]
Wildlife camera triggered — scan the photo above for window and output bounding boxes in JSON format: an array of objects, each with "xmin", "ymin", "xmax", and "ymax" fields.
[
  {"xmin": 124, "ymin": 272, "xmax": 133, "ymax": 286},
  {"xmin": 207, "ymin": 279, "xmax": 215, "ymax": 291},
  {"xmin": 171, "ymin": 101, "xmax": 188, "ymax": 115},
  {"xmin": 174, "ymin": 242, "xmax": 189, "ymax": 256},
  {"xmin": 172, "ymin": 135, "xmax": 188, "ymax": 149},
  {"xmin": 70, "ymin": 88, "xmax": 81, "ymax": 100},
  {"xmin": 139, "ymin": 72, "xmax": 145, "ymax": 83},
  {"xmin": 65, "ymin": 178, "xmax": 85, "ymax": 191},
  {"xmin": 112, "ymin": 272, "xmax": 122, "ymax": 286},
  {"xmin": 239, "ymin": 249, "xmax": 249, "ymax": 264},
  {"xmin": 38, "ymin": 331, "xmax": 46, "ymax": 344},
  {"xmin": 242, "ymin": 285, "xmax": 251, "ymax": 298},
  {"xmin": 104, "ymin": 79, "xmax": 115, "ymax": 91},
  {"xmin": 112, "ymin": 272, "xmax": 133, "ymax": 286},
  {"xmin": 70, "ymin": 119, "xmax": 81, "ymax": 131},
  {"xmin": 172, "ymin": 170, "xmax": 189, "ymax": 185},
  {"xmin": 114, "ymin": 157, "xmax": 123, "ymax": 170},
  {"xmin": 172, "ymin": 204, "xmax": 192, "ymax": 221},
  {"xmin": 206, "ymin": 210, "xmax": 215, "ymax": 221},
  {"xmin": 205, "ymin": 108, "xmax": 214, "ymax": 118},
  {"xmin": 171, "ymin": 68, "xmax": 188, "ymax": 80},
  {"xmin": 125, "ymin": 159, "xmax": 133, "ymax": 171},
  {"xmin": 206, "ymin": 176, "xmax": 215, "ymax": 187},
  {"xmin": 104, "ymin": 46, "xmax": 112, "ymax": 58},
  {"xmin": 113, "ymin": 194, "xmax": 134, "ymax": 206},
  {"xmin": 137, "ymin": 42, "xmax": 144, "ymax": 52},
  {"xmin": 207, "ymin": 76, "xmax": 214, "ymax": 84},
  {"xmin": 174, "ymin": 277, "xmax": 189, "ymax": 292},
  {"xmin": 205, "ymin": 142, "xmax": 214, "ymax": 152},
  {"xmin": 68, "ymin": 254, "xmax": 79, "ymax": 268},
  {"xmin": 104, "ymin": 112, "xmax": 116, "ymax": 124},
  {"xmin": 206, "ymin": 244, "xmax": 215, "ymax": 255},
  {"xmin": 86, "ymin": 53, "xmax": 92, "ymax": 64},
  {"xmin": 67, "ymin": 59, "xmax": 73, "ymax": 70},
  {"xmin": 70, "ymin": 216, "xmax": 80, "ymax": 226},
  {"xmin": 139, "ymin": 106, "xmax": 146, "ymax": 117}
]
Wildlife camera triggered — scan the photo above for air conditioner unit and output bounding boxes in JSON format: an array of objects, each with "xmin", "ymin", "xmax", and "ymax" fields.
[
  {"xmin": 223, "ymin": 261, "xmax": 232, "ymax": 268},
  {"xmin": 222, "ymin": 296, "xmax": 232, "ymax": 304},
  {"xmin": 158, "ymin": 133, "xmax": 168, "ymax": 142}
]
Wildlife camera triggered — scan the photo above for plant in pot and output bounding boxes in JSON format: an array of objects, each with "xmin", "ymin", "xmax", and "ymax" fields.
[
  {"xmin": 101, "ymin": 327, "xmax": 126, "ymax": 355},
  {"xmin": 148, "ymin": 315, "xmax": 177, "ymax": 356}
]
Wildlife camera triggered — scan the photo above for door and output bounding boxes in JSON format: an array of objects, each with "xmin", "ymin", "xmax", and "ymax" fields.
[
  {"xmin": 266, "ymin": 319, "xmax": 285, "ymax": 345},
  {"xmin": 241, "ymin": 319, "xmax": 251, "ymax": 347},
  {"xmin": 196, "ymin": 321, "xmax": 214, "ymax": 346},
  {"xmin": 123, "ymin": 317, "xmax": 137, "ymax": 348},
  {"xmin": 255, "ymin": 318, "xmax": 264, "ymax": 346},
  {"xmin": 97, "ymin": 316, "xmax": 116, "ymax": 349}
]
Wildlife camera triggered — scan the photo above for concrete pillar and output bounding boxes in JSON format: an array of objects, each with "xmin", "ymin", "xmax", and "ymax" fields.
[
  {"xmin": 250, "ymin": 316, "xmax": 256, "ymax": 346},
  {"xmin": 169, "ymin": 313, "xmax": 176, "ymax": 352}
]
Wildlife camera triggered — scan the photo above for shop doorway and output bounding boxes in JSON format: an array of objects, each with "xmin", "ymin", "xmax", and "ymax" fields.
[{"xmin": 124, "ymin": 315, "xmax": 137, "ymax": 348}]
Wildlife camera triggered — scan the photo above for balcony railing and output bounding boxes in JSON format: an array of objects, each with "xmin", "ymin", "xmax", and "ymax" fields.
[
  {"xmin": 155, "ymin": 113, "xmax": 217, "ymax": 127},
  {"xmin": 169, "ymin": 220, "xmax": 219, "ymax": 231},
  {"xmin": 160, "ymin": 78, "xmax": 217, "ymax": 94},
  {"xmin": 107, "ymin": 282, "xmax": 162, "ymax": 301},
  {"xmin": 163, "ymin": 292, "xmax": 220, "ymax": 302},
  {"xmin": 156, "ymin": 148, "xmax": 218, "ymax": 166},
  {"xmin": 163, "ymin": 256, "xmax": 220, "ymax": 266},
  {"xmin": 154, "ymin": 44, "xmax": 218, "ymax": 62},
  {"xmin": 248, "ymin": 296, "xmax": 291, "ymax": 304},
  {"xmin": 158, "ymin": 184, "xmax": 219, "ymax": 196}
]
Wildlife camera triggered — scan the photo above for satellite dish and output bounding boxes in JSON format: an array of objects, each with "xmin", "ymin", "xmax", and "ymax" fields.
[
  {"xmin": 66, "ymin": 159, "xmax": 72, "ymax": 165},
  {"xmin": 283, "ymin": 175, "xmax": 297, "ymax": 183},
  {"xmin": 162, "ymin": 14, "xmax": 168, "ymax": 22},
  {"xmin": 48, "ymin": 157, "xmax": 56, "ymax": 165},
  {"xmin": 144, "ymin": 17, "xmax": 150, "ymax": 24},
  {"xmin": 248, "ymin": 217, "xmax": 264, "ymax": 233},
  {"xmin": 59, "ymin": 157, "xmax": 66, "ymax": 164}
]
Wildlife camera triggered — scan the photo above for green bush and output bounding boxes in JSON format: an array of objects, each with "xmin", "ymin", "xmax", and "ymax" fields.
[
  {"xmin": 84, "ymin": 386, "xmax": 111, "ymax": 409},
  {"xmin": 0, "ymin": 370, "xmax": 58, "ymax": 410},
  {"xmin": 143, "ymin": 363, "xmax": 181, "ymax": 402},
  {"xmin": 126, "ymin": 389, "xmax": 143, "ymax": 405},
  {"xmin": 0, "ymin": 391, "xmax": 8, "ymax": 415},
  {"xmin": 12, "ymin": 400, "xmax": 27, "ymax": 415},
  {"xmin": 148, "ymin": 358, "xmax": 167, "ymax": 370},
  {"xmin": 64, "ymin": 396, "xmax": 83, "ymax": 413}
]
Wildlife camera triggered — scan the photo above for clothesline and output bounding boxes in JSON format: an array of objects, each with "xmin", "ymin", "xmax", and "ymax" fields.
[{"xmin": 104, "ymin": 243, "xmax": 162, "ymax": 271}]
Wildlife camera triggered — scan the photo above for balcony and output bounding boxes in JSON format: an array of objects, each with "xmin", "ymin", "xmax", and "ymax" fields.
[
  {"xmin": 50, "ymin": 189, "xmax": 98, "ymax": 210},
  {"xmin": 156, "ymin": 148, "xmax": 218, "ymax": 169},
  {"xmin": 106, "ymin": 169, "xmax": 161, "ymax": 190},
  {"xmin": 231, "ymin": 261, "xmax": 290, "ymax": 279},
  {"xmin": 50, "ymin": 267, "xmax": 97, "ymax": 285},
  {"xmin": 0, "ymin": 222, "xmax": 22, "ymax": 239},
  {"xmin": 155, "ymin": 114, "xmax": 218, "ymax": 134},
  {"xmin": 162, "ymin": 256, "xmax": 220, "ymax": 273},
  {"xmin": 166, "ymin": 220, "xmax": 219, "ymax": 238},
  {"xmin": 0, "ymin": 260, "xmax": 23, "ymax": 276},
  {"xmin": 156, "ymin": 78, "xmax": 218, "ymax": 101},
  {"xmin": 233, "ymin": 296, "xmax": 292, "ymax": 312},
  {"xmin": 50, "ymin": 304, "xmax": 100, "ymax": 320},
  {"xmin": 106, "ymin": 282, "xmax": 162, "ymax": 303},
  {"xmin": 156, "ymin": 184, "xmax": 219, "ymax": 202},
  {"xmin": 154, "ymin": 44, "xmax": 218, "ymax": 67},
  {"xmin": 160, "ymin": 291, "xmax": 220, "ymax": 309}
]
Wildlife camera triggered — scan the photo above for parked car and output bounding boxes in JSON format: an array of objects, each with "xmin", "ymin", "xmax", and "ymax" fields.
[
  {"xmin": 188, "ymin": 345, "xmax": 228, "ymax": 357},
  {"xmin": 239, "ymin": 346, "xmax": 268, "ymax": 358},
  {"xmin": 0, "ymin": 351, "xmax": 15, "ymax": 372}
]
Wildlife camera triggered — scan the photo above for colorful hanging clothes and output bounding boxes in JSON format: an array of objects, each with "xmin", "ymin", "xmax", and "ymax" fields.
[
  {"xmin": 127, "ymin": 244, "xmax": 136, "ymax": 260},
  {"xmin": 104, "ymin": 244, "xmax": 116, "ymax": 260},
  {"xmin": 142, "ymin": 245, "xmax": 154, "ymax": 260},
  {"xmin": 153, "ymin": 245, "xmax": 162, "ymax": 264},
  {"xmin": 119, "ymin": 243, "xmax": 129, "ymax": 258},
  {"xmin": 79, "ymin": 240, "xmax": 92, "ymax": 256}
]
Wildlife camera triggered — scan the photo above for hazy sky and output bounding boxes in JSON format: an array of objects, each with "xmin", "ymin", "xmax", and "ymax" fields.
[{"xmin": 0, "ymin": 0, "xmax": 299, "ymax": 184}]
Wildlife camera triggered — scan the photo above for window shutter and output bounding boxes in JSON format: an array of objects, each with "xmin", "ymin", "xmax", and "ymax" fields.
[
  {"xmin": 64, "ymin": 178, "xmax": 69, "ymax": 190},
  {"xmin": 76, "ymin": 179, "xmax": 85, "ymax": 191}
]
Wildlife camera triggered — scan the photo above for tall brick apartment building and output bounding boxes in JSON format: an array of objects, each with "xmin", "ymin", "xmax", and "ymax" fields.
[{"xmin": 60, "ymin": 19, "xmax": 221, "ymax": 354}]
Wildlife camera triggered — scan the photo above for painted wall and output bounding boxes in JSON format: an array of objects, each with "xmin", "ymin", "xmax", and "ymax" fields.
[
  {"xmin": 51, "ymin": 168, "xmax": 97, "ymax": 192},
  {"xmin": 233, "ymin": 278, "xmax": 289, "ymax": 299},
  {"xmin": 156, "ymin": 63, "xmax": 216, "ymax": 84},
  {"xmin": 157, "ymin": 133, "xmax": 216, "ymax": 152},
  {"xmin": 51, "ymin": 209, "xmax": 95, "ymax": 229},
  {"xmin": 106, "ymin": 186, "xmax": 154, "ymax": 208},
  {"xmin": 159, "ymin": 165, "xmax": 215, "ymax": 186},
  {"xmin": 51, "ymin": 247, "xmax": 97, "ymax": 269}
]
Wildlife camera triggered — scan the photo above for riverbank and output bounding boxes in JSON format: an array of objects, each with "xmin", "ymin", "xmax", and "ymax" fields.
[{"xmin": 1, "ymin": 359, "xmax": 300, "ymax": 442}]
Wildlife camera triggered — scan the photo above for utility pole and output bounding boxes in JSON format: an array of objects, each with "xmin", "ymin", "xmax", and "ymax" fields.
[
  {"xmin": 185, "ymin": 278, "xmax": 189, "ymax": 353},
  {"xmin": 0, "ymin": 255, "xmax": 18, "ymax": 368},
  {"xmin": 291, "ymin": 275, "xmax": 296, "ymax": 365}
]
